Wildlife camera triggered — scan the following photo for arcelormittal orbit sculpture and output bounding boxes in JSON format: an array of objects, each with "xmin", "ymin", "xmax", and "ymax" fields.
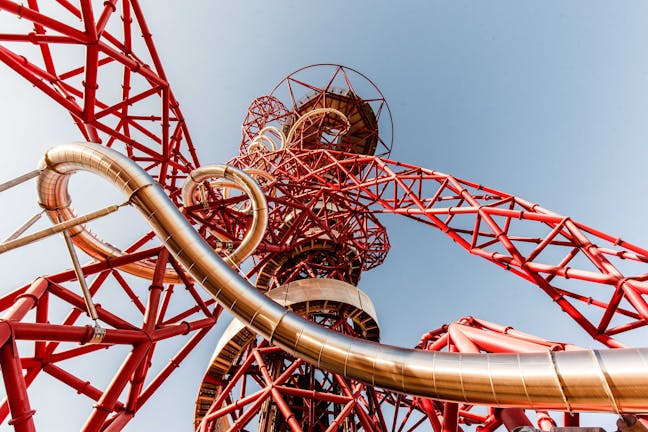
[{"xmin": 0, "ymin": 3, "xmax": 648, "ymax": 432}]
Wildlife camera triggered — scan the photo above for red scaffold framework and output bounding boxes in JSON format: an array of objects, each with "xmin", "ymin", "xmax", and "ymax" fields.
[{"xmin": 0, "ymin": 2, "xmax": 647, "ymax": 432}]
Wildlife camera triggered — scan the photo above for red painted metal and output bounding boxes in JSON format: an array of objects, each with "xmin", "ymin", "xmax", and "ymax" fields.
[
  {"xmin": 0, "ymin": 0, "xmax": 198, "ymax": 194},
  {"xmin": 1, "ymin": 340, "xmax": 36, "ymax": 432},
  {"xmin": 0, "ymin": 1, "xmax": 644, "ymax": 431},
  {"xmin": 413, "ymin": 316, "xmax": 584, "ymax": 432},
  {"xmin": 194, "ymin": 324, "xmax": 398, "ymax": 431},
  {"xmin": 0, "ymin": 247, "xmax": 221, "ymax": 431},
  {"xmin": 0, "ymin": 2, "xmax": 223, "ymax": 427},
  {"xmin": 224, "ymin": 145, "xmax": 648, "ymax": 346}
]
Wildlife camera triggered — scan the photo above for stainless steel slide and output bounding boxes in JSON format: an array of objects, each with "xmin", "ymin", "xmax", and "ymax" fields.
[{"xmin": 37, "ymin": 142, "xmax": 648, "ymax": 413}]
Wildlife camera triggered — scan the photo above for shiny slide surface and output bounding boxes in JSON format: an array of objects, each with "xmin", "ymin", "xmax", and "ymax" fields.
[{"xmin": 37, "ymin": 142, "xmax": 648, "ymax": 414}]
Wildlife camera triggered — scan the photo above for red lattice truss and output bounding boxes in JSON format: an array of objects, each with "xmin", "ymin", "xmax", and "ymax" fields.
[
  {"xmin": 0, "ymin": 1, "xmax": 646, "ymax": 431},
  {"xmin": 229, "ymin": 147, "xmax": 648, "ymax": 347},
  {"xmin": 0, "ymin": 0, "xmax": 198, "ymax": 191}
]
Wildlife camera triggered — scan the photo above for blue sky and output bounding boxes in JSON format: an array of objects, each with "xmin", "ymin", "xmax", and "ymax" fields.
[{"xmin": 1, "ymin": 1, "xmax": 648, "ymax": 430}]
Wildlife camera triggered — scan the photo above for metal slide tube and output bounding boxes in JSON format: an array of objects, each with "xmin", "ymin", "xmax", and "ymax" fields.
[
  {"xmin": 37, "ymin": 164, "xmax": 265, "ymax": 283},
  {"xmin": 285, "ymin": 107, "xmax": 350, "ymax": 147},
  {"xmin": 180, "ymin": 165, "xmax": 268, "ymax": 266},
  {"xmin": 37, "ymin": 142, "xmax": 648, "ymax": 413},
  {"xmin": 36, "ymin": 152, "xmax": 184, "ymax": 283}
]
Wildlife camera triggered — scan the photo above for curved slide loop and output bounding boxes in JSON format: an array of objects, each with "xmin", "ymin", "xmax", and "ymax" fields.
[
  {"xmin": 38, "ymin": 153, "xmax": 267, "ymax": 282},
  {"xmin": 38, "ymin": 142, "xmax": 648, "ymax": 413},
  {"xmin": 180, "ymin": 165, "xmax": 268, "ymax": 265},
  {"xmin": 36, "ymin": 150, "xmax": 187, "ymax": 283},
  {"xmin": 184, "ymin": 168, "xmax": 275, "ymax": 215},
  {"xmin": 221, "ymin": 169, "xmax": 275, "ymax": 214},
  {"xmin": 248, "ymin": 135, "xmax": 276, "ymax": 153},
  {"xmin": 285, "ymin": 107, "xmax": 351, "ymax": 148},
  {"xmin": 248, "ymin": 125, "xmax": 286, "ymax": 154},
  {"xmin": 259, "ymin": 125, "xmax": 286, "ymax": 149}
]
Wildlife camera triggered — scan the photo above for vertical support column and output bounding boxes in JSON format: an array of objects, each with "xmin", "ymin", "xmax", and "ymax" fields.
[
  {"xmin": 142, "ymin": 249, "xmax": 168, "ymax": 333},
  {"xmin": 419, "ymin": 398, "xmax": 442, "ymax": 432},
  {"xmin": 500, "ymin": 408, "xmax": 533, "ymax": 432},
  {"xmin": 0, "ymin": 278, "xmax": 48, "ymax": 429},
  {"xmin": 564, "ymin": 412, "xmax": 579, "ymax": 427},
  {"xmin": 126, "ymin": 249, "xmax": 168, "ymax": 413},
  {"xmin": 81, "ymin": 343, "xmax": 149, "ymax": 432},
  {"xmin": 0, "ymin": 340, "xmax": 35, "ymax": 432},
  {"xmin": 441, "ymin": 402, "xmax": 459, "ymax": 432}
]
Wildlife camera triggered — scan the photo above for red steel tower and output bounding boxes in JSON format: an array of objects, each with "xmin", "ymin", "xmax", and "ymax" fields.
[
  {"xmin": 192, "ymin": 65, "xmax": 398, "ymax": 431},
  {"xmin": 0, "ymin": 2, "xmax": 648, "ymax": 432}
]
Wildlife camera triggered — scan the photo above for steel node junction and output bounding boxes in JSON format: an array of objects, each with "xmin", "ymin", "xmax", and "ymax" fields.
[{"xmin": 0, "ymin": 2, "xmax": 647, "ymax": 432}]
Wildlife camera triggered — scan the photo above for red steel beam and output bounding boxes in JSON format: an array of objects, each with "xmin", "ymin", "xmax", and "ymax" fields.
[
  {"xmin": 82, "ymin": 343, "xmax": 149, "ymax": 431},
  {"xmin": 234, "ymin": 147, "xmax": 648, "ymax": 344},
  {"xmin": 0, "ymin": 341, "xmax": 35, "ymax": 432}
]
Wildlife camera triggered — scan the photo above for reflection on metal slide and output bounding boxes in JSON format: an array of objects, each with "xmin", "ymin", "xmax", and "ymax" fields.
[{"xmin": 38, "ymin": 141, "xmax": 648, "ymax": 414}]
